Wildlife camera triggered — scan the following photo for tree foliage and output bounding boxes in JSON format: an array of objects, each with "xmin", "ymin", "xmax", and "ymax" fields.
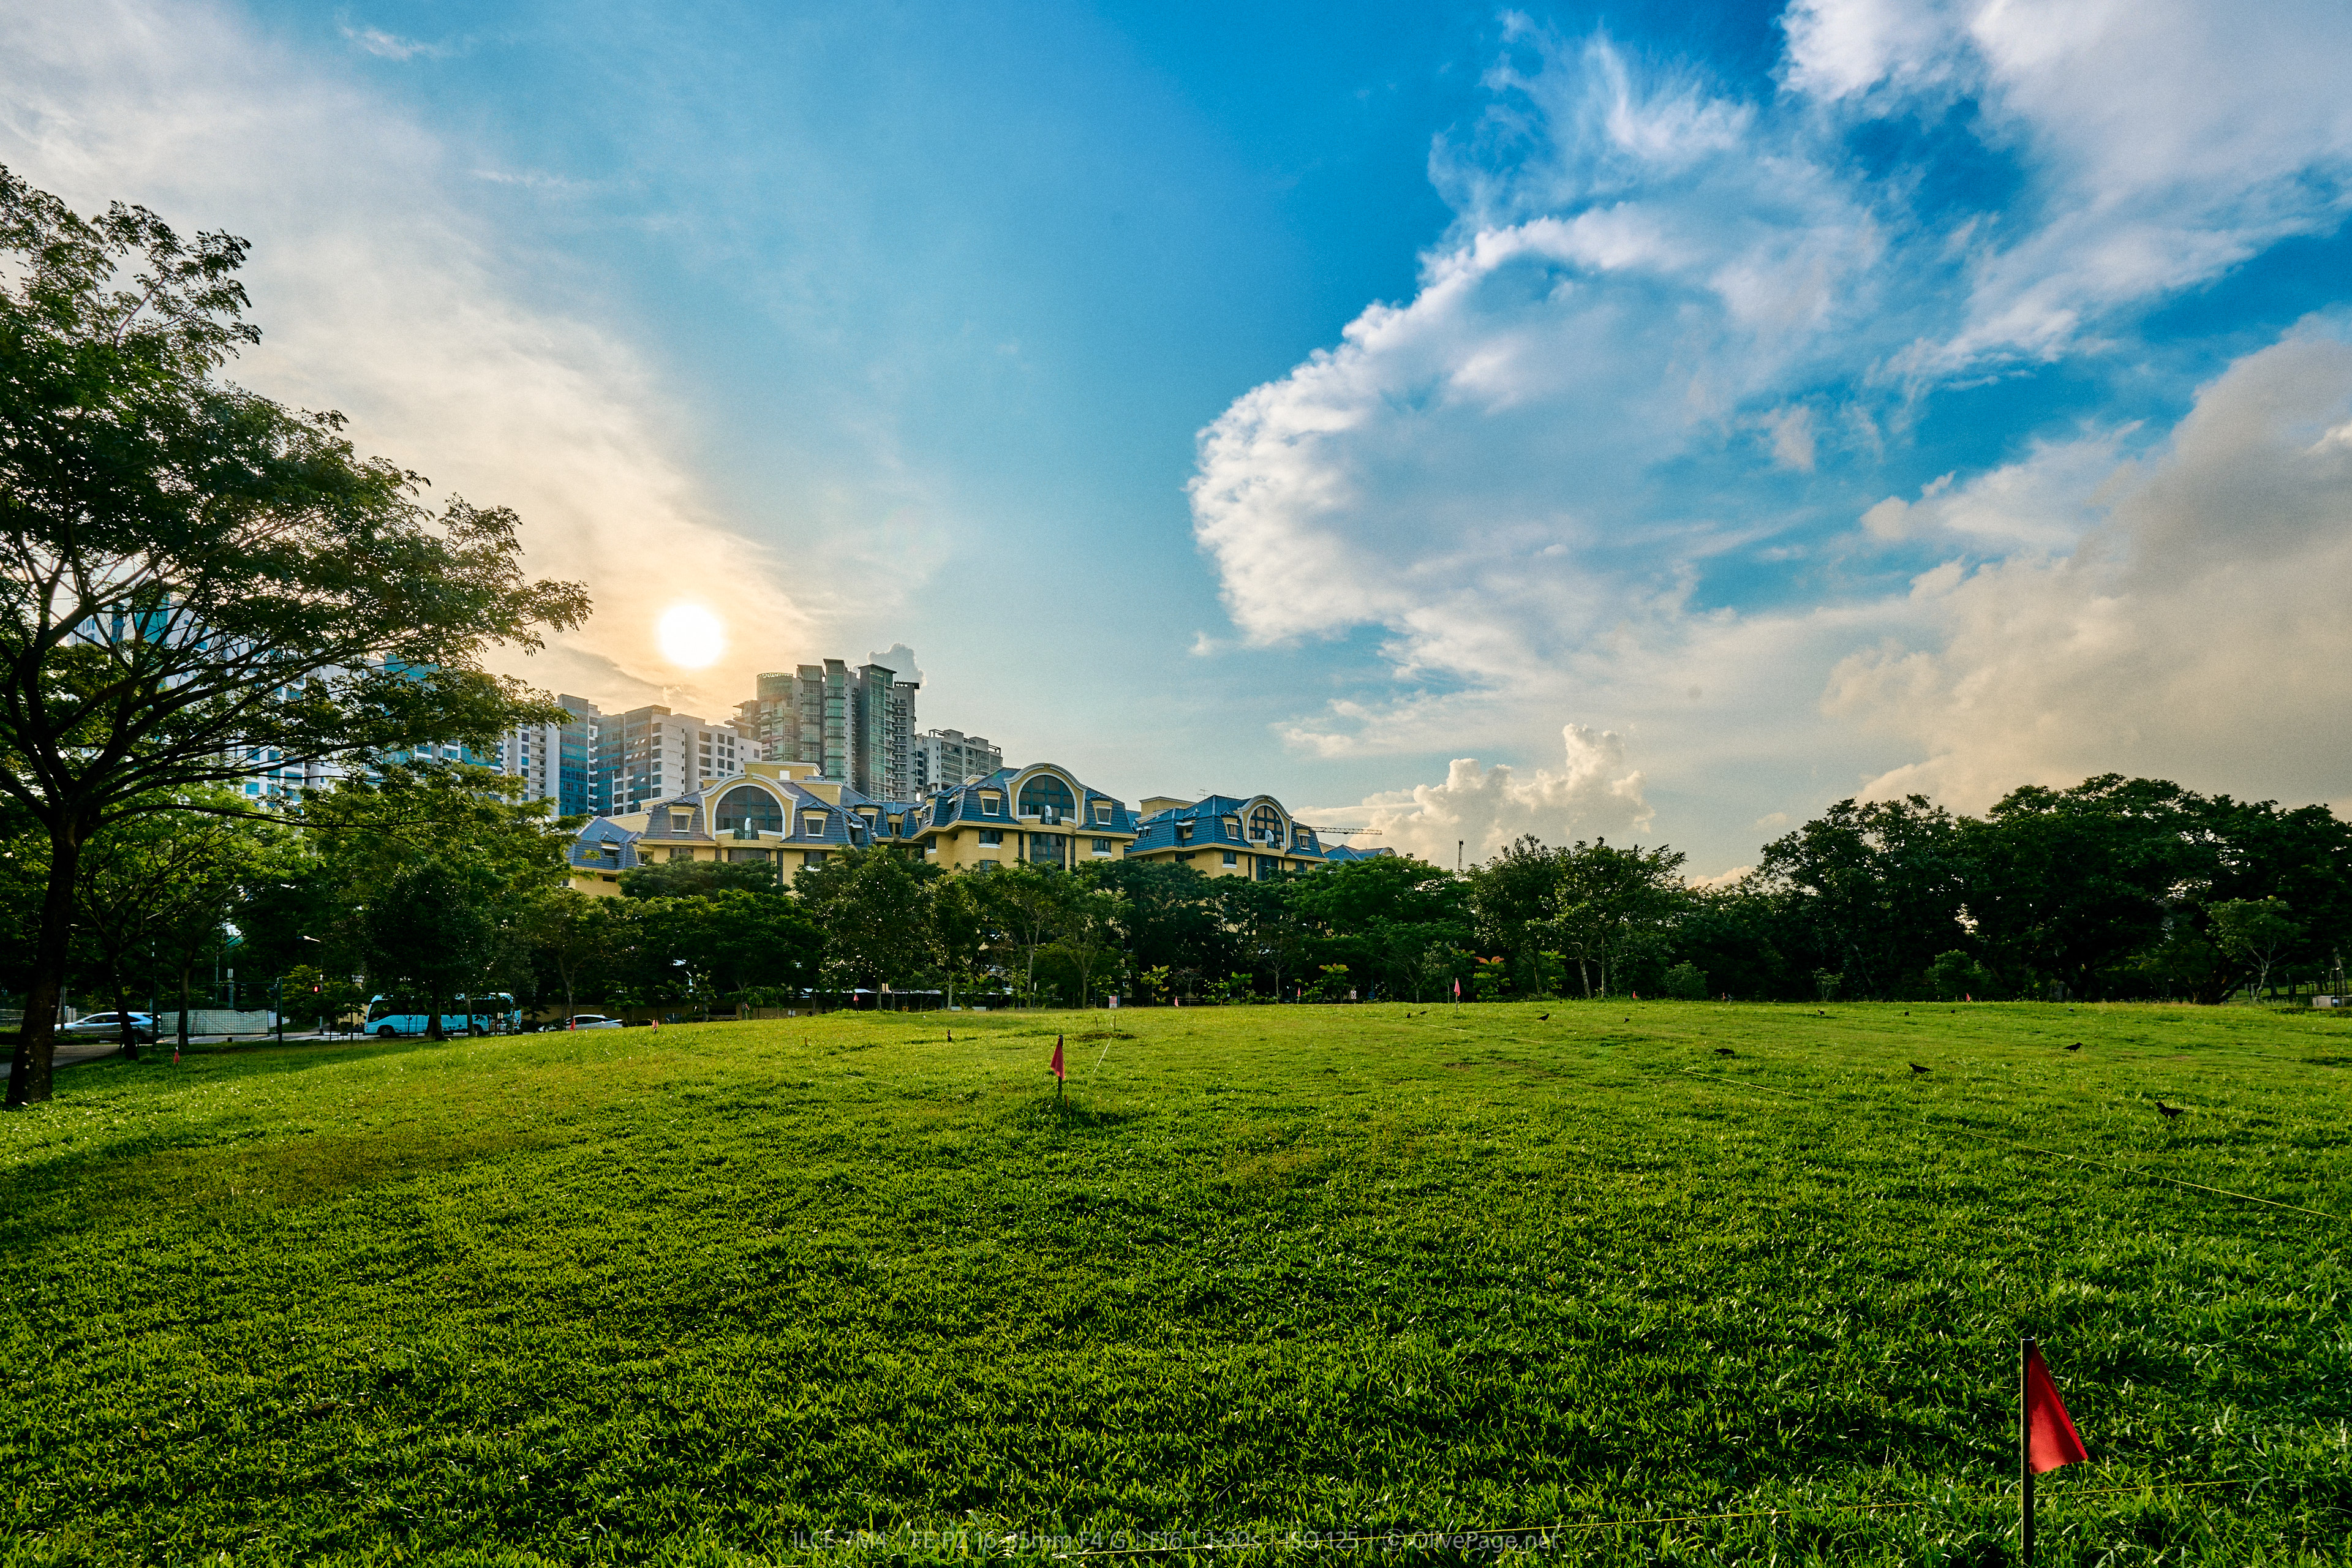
[{"xmin": 0, "ymin": 168, "xmax": 589, "ymax": 1103}]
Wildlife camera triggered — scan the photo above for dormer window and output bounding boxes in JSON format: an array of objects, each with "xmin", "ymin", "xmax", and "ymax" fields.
[
  {"xmin": 801, "ymin": 811, "xmax": 829, "ymax": 836},
  {"xmin": 1223, "ymin": 816, "xmax": 1242, "ymax": 840},
  {"xmin": 1018, "ymin": 775, "xmax": 1075, "ymax": 823},
  {"xmin": 1091, "ymin": 799, "xmax": 1112, "ymax": 824},
  {"xmin": 979, "ymin": 793, "xmax": 1003, "ymax": 816},
  {"xmin": 669, "ymin": 813, "xmax": 691, "ymax": 834},
  {"xmin": 1177, "ymin": 822, "xmax": 1194, "ymax": 845}
]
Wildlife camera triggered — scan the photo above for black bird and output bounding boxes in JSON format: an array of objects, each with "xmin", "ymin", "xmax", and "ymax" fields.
[
  {"xmin": 2155, "ymin": 1099, "xmax": 2185, "ymax": 1120},
  {"xmin": 1909, "ymin": 1061, "xmax": 1931, "ymax": 1075},
  {"xmin": 1714, "ymin": 1046, "xmax": 1735, "ymax": 1057},
  {"xmin": 1624, "ymin": 1017, "xmax": 1631, "ymax": 1023},
  {"xmin": 1817, "ymin": 1009, "xmax": 1826, "ymax": 1017},
  {"xmin": 1537, "ymin": 1013, "xmax": 1550, "ymax": 1022},
  {"xmin": 2065, "ymin": 1042, "xmax": 2081, "ymax": 1051},
  {"xmin": 1903, "ymin": 1011, "xmax": 1910, "ymax": 1016}
]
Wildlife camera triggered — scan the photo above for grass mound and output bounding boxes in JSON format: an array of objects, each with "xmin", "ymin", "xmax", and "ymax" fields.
[{"xmin": 2, "ymin": 1001, "xmax": 2347, "ymax": 1564}]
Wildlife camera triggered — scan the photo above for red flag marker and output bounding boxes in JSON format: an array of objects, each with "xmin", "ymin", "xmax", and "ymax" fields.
[
  {"xmin": 2020, "ymin": 1338, "xmax": 2089, "ymax": 1564},
  {"xmin": 2025, "ymin": 1341, "xmax": 2088, "ymax": 1472},
  {"xmin": 1050, "ymin": 1033, "xmax": 1065, "ymax": 1106}
]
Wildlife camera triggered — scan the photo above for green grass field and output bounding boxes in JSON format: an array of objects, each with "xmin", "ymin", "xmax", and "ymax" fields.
[{"xmin": 3, "ymin": 1001, "xmax": 2347, "ymax": 1566}]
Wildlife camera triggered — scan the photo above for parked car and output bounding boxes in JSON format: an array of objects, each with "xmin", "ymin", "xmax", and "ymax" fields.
[
  {"xmin": 560, "ymin": 1014, "xmax": 625, "ymax": 1030},
  {"xmin": 59, "ymin": 1011, "xmax": 159, "ymax": 1044}
]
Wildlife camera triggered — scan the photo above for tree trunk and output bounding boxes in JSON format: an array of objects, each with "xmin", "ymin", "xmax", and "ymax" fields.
[
  {"xmin": 426, "ymin": 990, "xmax": 445, "ymax": 1041},
  {"xmin": 178, "ymin": 963, "xmax": 192, "ymax": 1051},
  {"xmin": 107, "ymin": 953, "xmax": 140, "ymax": 1062},
  {"xmin": 6, "ymin": 820, "xmax": 85, "ymax": 1107}
]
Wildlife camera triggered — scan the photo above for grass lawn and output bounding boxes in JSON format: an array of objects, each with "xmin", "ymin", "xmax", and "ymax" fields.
[{"xmin": 2, "ymin": 1001, "xmax": 2347, "ymax": 1565}]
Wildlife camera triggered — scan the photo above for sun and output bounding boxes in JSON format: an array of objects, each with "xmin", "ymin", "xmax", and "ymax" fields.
[{"xmin": 656, "ymin": 603, "xmax": 726, "ymax": 668}]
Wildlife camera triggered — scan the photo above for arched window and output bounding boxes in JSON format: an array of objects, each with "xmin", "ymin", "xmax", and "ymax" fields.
[
  {"xmin": 714, "ymin": 785, "xmax": 783, "ymax": 834},
  {"xmin": 1249, "ymin": 804, "xmax": 1285, "ymax": 843},
  {"xmin": 1018, "ymin": 774, "xmax": 1076, "ymax": 822}
]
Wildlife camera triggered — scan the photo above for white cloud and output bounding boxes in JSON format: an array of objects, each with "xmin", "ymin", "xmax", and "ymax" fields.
[
  {"xmin": 1192, "ymin": 9, "xmax": 2352, "ymax": 859},
  {"xmin": 1784, "ymin": 0, "xmax": 2352, "ymax": 369},
  {"xmin": 1189, "ymin": 30, "xmax": 1880, "ymax": 674},
  {"xmin": 866, "ymin": 643, "xmax": 923, "ymax": 684},
  {"xmin": 0, "ymin": 0, "xmax": 809, "ymax": 717},
  {"xmin": 1831, "ymin": 327, "xmax": 2352, "ymax": 810},
  {"xmin": 1856, "ymin": 430, "xmax": 2127, "ymax": 549},
  {"xmin": 340, "ymin": 24, "xmax": 451, "ymax": 62},
  {"xmin": 1303, "ymin": 724, "xmax": 1653, "ymax": 865}
]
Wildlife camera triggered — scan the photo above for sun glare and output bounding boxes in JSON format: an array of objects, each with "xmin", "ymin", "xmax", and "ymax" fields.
[{"xmin": 656, "ymin": 603, "xmax": 726, "ymax": 668}]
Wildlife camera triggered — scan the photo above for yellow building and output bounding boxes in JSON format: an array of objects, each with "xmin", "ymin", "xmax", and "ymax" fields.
[
  {"xmin": 912, "ymin": 764, "xmax": 1137, "ymax": 872},
  {"xmin": 562, "ymin": 760, "xmax": 1137, "ymax": 893},
  {"xmin": 564, "ymin": 760, "xmax": 938, "ymax": 895},
  {"xmin": 1125, "ymin": 793, "xmax": 1335, "ymax": 878}
]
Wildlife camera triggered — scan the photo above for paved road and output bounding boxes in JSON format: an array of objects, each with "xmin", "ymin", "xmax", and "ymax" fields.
[{"xmin": 51, "ymin": 1031, "xmax": 366, "ymax": 1069}]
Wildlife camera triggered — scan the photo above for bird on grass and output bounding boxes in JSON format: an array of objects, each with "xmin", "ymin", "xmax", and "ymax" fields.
[
  {"xmin": 2066, "ymin": 1041, "xmax": 2081, "ymax": 1051},
  {"xmin": 1909, "ymin": 1061, "xmax": 1931, "ymax": 1075},
  {"xmin": 2156, "ymin": 1099, "xmax": 2185, "ymax": 1120},
  {"xmin": 1714, "ymin": 1047, "xmax": 1735, "ymax": 1057},
  {"xmin": 1537, "ymin": 1013, "xmax": 1550, "ymax": 1022}
]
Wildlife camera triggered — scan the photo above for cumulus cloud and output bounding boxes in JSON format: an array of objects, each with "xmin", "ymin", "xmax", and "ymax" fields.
[
  {"xmin": 1858, "ymin": 429, "xmax": 2128, "ymax": 549},
  {"xmin": 0, "ymin": 0, "xmax": 808, "ymax": 716},
  {"xmin": 1190, "ymin": 28, "xmax": 1883, "ymax": 671},
  {"xmin": 1303, "ymin": 724, "xmax": 1653, "ymax": 865},
  {"xmin": 1784, "ymin": 0, "xmax": 2352, "ymax": 368},
  {"xmin": 1192, "ymin": 5, "xmax": 2352, "ymax": 856},
  {"xmin": 1831, "ymin": 328, "xmax": 2352, "ymax": 810}
]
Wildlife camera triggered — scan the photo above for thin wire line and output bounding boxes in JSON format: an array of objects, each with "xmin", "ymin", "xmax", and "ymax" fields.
[
  {"xmin": 1670, "ymin": 1067, "xmax": 2343, "ymax": 1221},
  {"xmin": 1045, "ymin": 1476, "xmax": 2268, "ymax": 1558}
]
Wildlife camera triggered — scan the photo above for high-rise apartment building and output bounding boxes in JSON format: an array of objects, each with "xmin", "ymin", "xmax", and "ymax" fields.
[
  {"xmin": 499, "ymin": 694, "xmax": 601, "ymax": 819},
  {"xmin": 911, "ymin": 728, "xmax": 1003, "ymax": 793},
  {"xmin": 590, "ymin": 706, "xmax": 745, "ymax": 816},
  {"xmin": 736, "ymin": 653, "xmax": 919, "ymax": 799}
]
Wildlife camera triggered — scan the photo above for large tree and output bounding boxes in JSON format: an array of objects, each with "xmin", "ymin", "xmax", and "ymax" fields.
[
  {"xmin": 1962, "ymin": 777, "xmax": 2204, "ymax": 999},
  {"xmin": 1758, "ymin": 797, "xmax": 1972, "ymax": 999},
  {"xmin": 71, "ymin": 791, "xmax": 281, "ymax": 1056},
  {"xmin": 1289, "ymin": 853, "xmax": 1468, "ymax": 1001},
  {"xmin": 976, "ymin": 861, "xmax": 1074, "ymax": 1005},
  {"xmin": 794, "ymin": 845, "xmax": 943, "ymax": 997},
  {"xmin": 1546, "ymin": 839, "xmax": 1689, "ymax": 998},
  {"xmin": 0, "ymin": 171, "xmax": 588, "ymax": 1103}
]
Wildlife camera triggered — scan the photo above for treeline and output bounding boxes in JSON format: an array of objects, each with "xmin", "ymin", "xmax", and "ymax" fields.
[{"xmin": 9, "ymin": 769, "xmax": 2343, "ymax": 1025}]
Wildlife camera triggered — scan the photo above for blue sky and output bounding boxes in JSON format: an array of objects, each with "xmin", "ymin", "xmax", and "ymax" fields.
[{"xmin": 8, "ymin": 1, "xmax": 2352, "ymax": 869}]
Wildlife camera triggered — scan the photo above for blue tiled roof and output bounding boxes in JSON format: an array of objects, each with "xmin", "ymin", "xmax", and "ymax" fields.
[
  {"xmin": 918, "ymin": 765, "xmax": 1137, "ymax": 835},
  {"xmin": 568, "ymin": 816, "xmax": 641, "ymax": 872},
  {"xmin": 1320, "ymin": 843, "xmax": 1396, "ymax": 863},
  {"xmin": 1127, "ymin": 793, "xmax": 1332, "ymax": 861},
  {"xmin": 610, "ymin": 773, "xmax": 944, "ymax": 854}
]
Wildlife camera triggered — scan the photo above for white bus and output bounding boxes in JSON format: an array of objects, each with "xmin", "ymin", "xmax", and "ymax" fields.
[{"xmin": 363, "ymin": 993, "xmax": 521, "ymax": 1038}]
